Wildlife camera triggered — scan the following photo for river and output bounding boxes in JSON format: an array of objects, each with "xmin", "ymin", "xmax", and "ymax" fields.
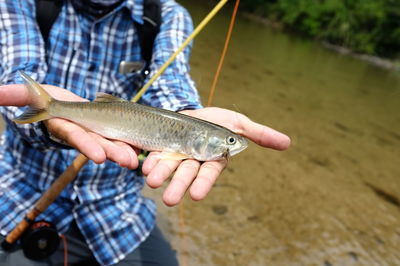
[
  {"xmin": 0, "ymin": 1, "xmax": 398, "ymax": 265},
  {"xmin": 144, "ymin": 1, "xmax": 400, "ymax": 265}
]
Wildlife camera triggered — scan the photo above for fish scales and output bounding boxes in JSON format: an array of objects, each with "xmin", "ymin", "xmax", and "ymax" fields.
[
  {"xmin": 14, "ymin": 71, "xmax": 249, "ymax": 161},
  {"xmin": 48, "ymin": 100, "xmax": 231, "ymax": 157}
]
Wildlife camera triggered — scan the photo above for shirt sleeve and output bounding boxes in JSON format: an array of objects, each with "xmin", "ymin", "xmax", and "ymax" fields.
[
  {"xmin": 140, "ymin": 1, "xmax": 203, "ymax": 111},
  {"xmin": 0, "ymin": 0, "xmax": 57, "ymax": 151}
]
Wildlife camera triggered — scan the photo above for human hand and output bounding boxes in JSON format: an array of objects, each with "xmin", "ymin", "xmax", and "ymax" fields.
[
  {"xmin": 142, "ymin": 107, "xmax": 291, "ymax": 206},
  {"xmin": 0, "ymin": 84, "xmax": 139, "ymax": 169}
]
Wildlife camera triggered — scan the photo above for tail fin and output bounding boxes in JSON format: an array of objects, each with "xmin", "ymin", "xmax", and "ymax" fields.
[{"xmin": 13, "ymin": 71, "xmax": 53, "ymax": 124}]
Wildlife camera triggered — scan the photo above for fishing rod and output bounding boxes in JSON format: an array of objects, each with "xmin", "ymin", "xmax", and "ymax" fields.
[{"xmin": 1, "ymin": 0, "xmax": 230, "ymax": 258}]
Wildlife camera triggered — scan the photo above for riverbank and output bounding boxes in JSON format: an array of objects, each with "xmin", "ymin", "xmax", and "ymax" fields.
[{"xmin": 242, "ymin": 12, "xmax": 400, "ymax": 71}]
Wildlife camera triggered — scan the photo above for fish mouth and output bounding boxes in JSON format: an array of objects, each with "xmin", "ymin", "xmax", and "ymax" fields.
[
  {"xmin": 229, "ymin": 138, "xmax": 249, "ymax": 157},
  {"xmin": 229, "ymin": 145, "xmax": 247, "ymax": 157}
]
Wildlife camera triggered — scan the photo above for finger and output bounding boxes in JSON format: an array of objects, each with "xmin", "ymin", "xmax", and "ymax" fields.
[
  {"xmin": 0, "ymin": 84, "xmax": 86, "ymax": 107},
  {"xmin": 0, "ymin": 84, "xmax": 31, "ymax": 106},
  {"xmin": 236, "ymin": 115, "xmax": 291, "ymax": 150},
  {"xmin": 43, "ymin": 85, "xmax": 87, "ymax": 101},
  {"xmin": 189, "ymin": 159, "xmax": 227, "ymax": 201},
  {"xmin": 141, "ymin": 152, "xmax": 161, "ymax": 176},
  {"xmin": 162, "ymin": 159, "xmax": 200, "ymax": 206},
  {"xmin": 114, "ymin": 141, "xmax": 141, "ymax": 169},
  {"xmin": 145, "ymin": 159, "xmax": 180, "ymax": 189},
  {"xmin": 89, "ymin": 134, "xmax": 138, "ymax": 169},
  {"xmin": 45, "ymin": 118, "xmax": 106, "ymax": 163}
]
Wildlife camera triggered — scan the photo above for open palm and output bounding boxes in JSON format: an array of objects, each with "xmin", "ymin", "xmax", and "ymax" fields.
[{"xmin": 0, "ymin": 84, "xmax": 290, "ymax": 206}]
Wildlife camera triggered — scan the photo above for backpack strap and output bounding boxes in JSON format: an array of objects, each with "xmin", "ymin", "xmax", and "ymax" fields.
[
  {"xmin": 35, "ymin": 0, "xmax": 63, "ymax": 42},
  {"xmin": 135, "ymin": 0, "xmax": 162, "ymax": 75},
  {"xmin": 36, "ymin": 0, "xmax": 161, "ymax": 77}
]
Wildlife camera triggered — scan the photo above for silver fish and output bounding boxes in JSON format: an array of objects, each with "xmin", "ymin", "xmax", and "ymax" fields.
[{"xmin": 14, "ymin": 72, "xmax": 248, "ymax": 161}]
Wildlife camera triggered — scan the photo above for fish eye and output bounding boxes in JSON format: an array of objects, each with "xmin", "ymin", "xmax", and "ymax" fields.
[{"xmin": 226, "ymin": 136, "xmax": 236, "ymax": 145}]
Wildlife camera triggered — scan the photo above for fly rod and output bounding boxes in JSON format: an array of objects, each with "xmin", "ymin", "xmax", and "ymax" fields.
[{"xmin": 2, "ymin": 0, "xmax": 229, "ymax": 248}]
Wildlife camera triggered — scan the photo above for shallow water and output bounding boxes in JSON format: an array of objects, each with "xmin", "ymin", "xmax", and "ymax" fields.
[
  {"xmin": 0, "ymin": 1, "xmax": 398, "ymax": 265},
  {"xmin": 145, "ymin": 1, "xmax": 400, "ymax": 265}
]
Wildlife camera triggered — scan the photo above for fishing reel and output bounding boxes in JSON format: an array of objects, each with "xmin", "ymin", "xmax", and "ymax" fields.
[{"xmin": 20, "ymin": 221, "xmax": 60, "ymax": 261}]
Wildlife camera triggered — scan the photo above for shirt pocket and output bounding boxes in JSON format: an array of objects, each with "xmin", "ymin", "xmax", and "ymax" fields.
[{"xmin": 100, "ymin": 71, "xmax": 143, "ymax": 101}]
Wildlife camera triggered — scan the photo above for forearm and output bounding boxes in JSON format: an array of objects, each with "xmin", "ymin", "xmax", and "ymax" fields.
[
  {"xmin": 141, "ymin": 1, "xmax": 202, "ymax": 111},
  {"xmin": 0, "ymin": 0, "xmax": 47, "ymax": 83},
  {"xmin": 0, "ymin": 0, "xmax": 54, "ymax": 150}
]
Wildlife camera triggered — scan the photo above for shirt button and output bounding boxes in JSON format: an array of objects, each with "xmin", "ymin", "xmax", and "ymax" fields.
[{"xmin": 88, "ymin": 63, "xmax": 96, "ymax": 71}]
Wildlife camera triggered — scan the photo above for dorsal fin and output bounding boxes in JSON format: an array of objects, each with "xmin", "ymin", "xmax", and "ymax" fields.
[{"xmin": 94, "ymin": 93, "xmax": 128, "ymax": 103}]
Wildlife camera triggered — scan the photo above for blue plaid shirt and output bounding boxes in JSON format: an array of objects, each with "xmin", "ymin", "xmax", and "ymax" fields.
[{"xmin": 0, "ymin": 0, "xmax": 201, "ymax": 265}]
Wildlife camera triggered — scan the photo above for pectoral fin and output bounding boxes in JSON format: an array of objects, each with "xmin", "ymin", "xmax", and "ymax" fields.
[{"xmin": 156, "ymin": 152, "xmax": 190, "ymax": 161}]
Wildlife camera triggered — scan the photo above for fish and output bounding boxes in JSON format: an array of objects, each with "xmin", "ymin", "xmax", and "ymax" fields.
[{"xmin": 13, "ymin": 71, "xmax": 248, "ymax": 161}]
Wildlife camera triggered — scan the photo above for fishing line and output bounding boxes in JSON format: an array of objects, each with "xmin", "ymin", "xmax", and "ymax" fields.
[
  {"xmin": 2, "ymin": 0, "xmax": 231, "ymax": 264},
  {"xmin": 132, "ymin": 0, "xmax": 229, "ymax": 103},
  {"xmin": 60, "ymin": 234, "xmax": 68, "ymax": 266},
  {"xmin": 179, "ymin": 1, "xmax": 240, "ymax": 265},
  {"xmin": 207, "ymin": 0, "xmax": 241, "ymax": 107},
  {"xmin": 178, "ymin": 199, "xmax": 188, "ymax": 266}
]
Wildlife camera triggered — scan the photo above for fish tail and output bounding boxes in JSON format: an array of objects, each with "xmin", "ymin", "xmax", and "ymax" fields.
[{"xmin": 13, "ymin": 71, "xmax": 53, "ymax": 124}]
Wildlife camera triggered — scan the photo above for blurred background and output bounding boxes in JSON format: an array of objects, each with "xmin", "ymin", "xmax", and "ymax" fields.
[{"xmin": 144, "ymin": 0, "xmax": 400, "ymax": 265}]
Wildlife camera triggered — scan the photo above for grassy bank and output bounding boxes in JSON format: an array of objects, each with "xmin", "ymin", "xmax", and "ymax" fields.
[{"xmin": 238, "ymin": 0, "xmax": 400, "ymax": 61}]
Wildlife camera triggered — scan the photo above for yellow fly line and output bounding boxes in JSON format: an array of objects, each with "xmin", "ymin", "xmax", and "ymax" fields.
[
  {"xmin": 3, "ymin": 0, "xmax": 231, "ymax": 247},
  {"xmin": 132, "ymin": 0, "xmax": 229, "ymax": 103}
]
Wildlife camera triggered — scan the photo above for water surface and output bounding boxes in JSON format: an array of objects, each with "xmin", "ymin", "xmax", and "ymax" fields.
[
  {"xmin": 0, "ymin": 1, "xmax": 397, "ymax": 265},
  {"xmin": 145, "ymin": 1, "xmax": 400, "ymax": 265}
]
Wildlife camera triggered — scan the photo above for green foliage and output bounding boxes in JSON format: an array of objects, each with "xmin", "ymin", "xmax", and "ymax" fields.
[{"xmin": 240, "ymin": 0, "xmax": 400, "ymax": 59}]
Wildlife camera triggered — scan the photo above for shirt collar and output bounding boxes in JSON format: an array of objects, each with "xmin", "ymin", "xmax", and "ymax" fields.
[
  {"xmin": 80, "ymin": 0, "xmax": 144, "ymax": 24},
  {"xmin": 125, "ymin": 0, "xmax": 144, "ymax": 24}
]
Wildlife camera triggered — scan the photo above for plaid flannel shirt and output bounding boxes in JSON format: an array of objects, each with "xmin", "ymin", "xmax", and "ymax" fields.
[{"xmin": 0, "ymin": 0, "xmax": 201, "ymax": 264}]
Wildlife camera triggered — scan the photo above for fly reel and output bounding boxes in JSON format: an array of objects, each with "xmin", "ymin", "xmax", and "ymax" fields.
[{"xmin": 21, "ymin": 221, "xmax": 60, "ymax": 260}]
